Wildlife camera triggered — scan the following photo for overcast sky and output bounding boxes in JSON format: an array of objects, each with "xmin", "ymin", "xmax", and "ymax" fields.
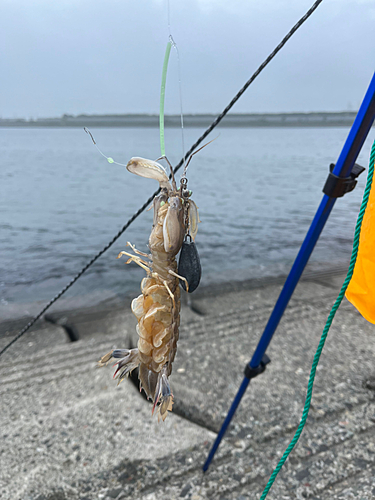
[{"xmin": 1, "ymin": 0, "xmax": 374, "ymax": 118}]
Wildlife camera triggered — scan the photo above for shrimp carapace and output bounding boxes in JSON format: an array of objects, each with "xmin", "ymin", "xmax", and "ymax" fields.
[{"xmin": 98, "ymin": 156, "xmax": 200, "ymax": 421}]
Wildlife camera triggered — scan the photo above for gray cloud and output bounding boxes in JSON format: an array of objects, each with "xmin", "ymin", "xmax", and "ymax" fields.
[{"xmin": 0, "ymin": 0, "xmax": 374, "ymax": 118}]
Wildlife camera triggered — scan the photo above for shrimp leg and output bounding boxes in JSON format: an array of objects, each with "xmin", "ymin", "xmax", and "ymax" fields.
[
  {"xmin": 126, "ymin": 241, "xmax": 150, "ymax": 258},
  {"xmin": 117, "ymin": 251, "xmax": 151, "ymax": 273}
]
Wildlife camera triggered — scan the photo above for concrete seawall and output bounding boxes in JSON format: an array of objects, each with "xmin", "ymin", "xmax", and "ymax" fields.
[{"xmin": 1, "ymin": 267, "xmax": 375, "ymax": 499}]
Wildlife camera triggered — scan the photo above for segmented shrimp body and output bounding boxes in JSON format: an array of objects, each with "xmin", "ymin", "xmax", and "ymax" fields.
[{"xmin": 98, "ymin": 156, "xmax": 199, "ymax": 421}]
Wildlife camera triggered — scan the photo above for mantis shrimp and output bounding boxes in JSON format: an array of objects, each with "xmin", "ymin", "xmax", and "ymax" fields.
[{"xmin": 98, "ymin": 155, "xmax": 200, "ymax": 421}]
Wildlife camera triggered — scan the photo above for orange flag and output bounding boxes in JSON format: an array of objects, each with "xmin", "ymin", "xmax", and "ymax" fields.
[{"xmin": 346, "ymin": 159, "xmax": 375, "ymax": 323}]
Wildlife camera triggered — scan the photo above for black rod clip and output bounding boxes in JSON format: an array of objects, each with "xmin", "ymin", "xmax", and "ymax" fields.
[
  {"xmin": 244, "ymin": 354, "xmax": 271, "ymax": 380},
  {"xmin": 323, "ymin": 163, "xmax": 365, "ymax": 198}
]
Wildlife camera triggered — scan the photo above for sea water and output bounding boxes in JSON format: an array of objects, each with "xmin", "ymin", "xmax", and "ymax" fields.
[{"xmin": 0, "ymin": 126, "xmax": 373, "ymax": 315}]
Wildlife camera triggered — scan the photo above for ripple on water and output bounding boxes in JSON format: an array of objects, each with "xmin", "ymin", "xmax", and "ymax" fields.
[{"xmin": 1, "ymin": 126, "xmax": 372, "ymax": 306}]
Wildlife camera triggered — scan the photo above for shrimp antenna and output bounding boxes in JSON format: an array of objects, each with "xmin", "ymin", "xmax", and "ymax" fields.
[
  {"xmin": 183, "ymin": 137, "xmax": 217, "ymax": 174},
  {"xmin": 84, "ymin": 127, "xmax": 128, "ymax": 167}
]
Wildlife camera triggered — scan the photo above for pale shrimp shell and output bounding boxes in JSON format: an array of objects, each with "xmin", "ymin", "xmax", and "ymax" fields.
[
  {"xmin": 188, "ymin": 200, "xmax": 200, "ymax": 240},
  {"xmin": 131, "ymin": 294, "xmax": 144, "ymax": 320}
]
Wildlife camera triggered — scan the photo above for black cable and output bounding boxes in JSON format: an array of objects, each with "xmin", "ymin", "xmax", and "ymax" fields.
[
  {"xmin": 0, "ymin": 195, "xmax": 158, "ymax": 357},
  {"xmin": 174, "ymin": 0, "xmax": 324, "ymax": 174},
  {"xmin": 0, "ymin": 0, "xmax": 324, "ymax": 359}
]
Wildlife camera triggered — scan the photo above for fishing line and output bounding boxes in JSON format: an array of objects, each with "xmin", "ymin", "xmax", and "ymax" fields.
[
  {"xmin": 172, "ymin": 37, "xmax": 187, "ymax": 177},
  {"xmin": 167, "ymin": 0, "xmax": 172, "ymax": 36},
  {"xmin": 84, "ymin": 127, "xmax": 128, "ymax": 167},
  {"xmin": 160, "ymin": 0, "xmax": 186, "ymax": 172},
  {"xmin": 159, "ymin": 41, "xmax": 172, "ymax": 158},
  {"xmin": 0, "ymin": 0, "xmax": 324, "ymax": 359}
]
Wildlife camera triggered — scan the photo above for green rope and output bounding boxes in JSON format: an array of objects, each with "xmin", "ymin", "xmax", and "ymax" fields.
[
  {"xmin": 260, "ymin": 139, "xmax": 375, "ymax": 500},
  {"xmin": 159, "ymin": 41, "xmax": 172, "ymax": 157}
]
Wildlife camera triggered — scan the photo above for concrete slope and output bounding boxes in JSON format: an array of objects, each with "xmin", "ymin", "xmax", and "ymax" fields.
[{"xmin": 1, "ymin": 271, "xmax": 375, "ymax": 499}]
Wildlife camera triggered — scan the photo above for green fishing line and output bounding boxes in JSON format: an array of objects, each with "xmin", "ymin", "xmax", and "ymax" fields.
[
  {"xmin": 159, "ymin": 41, "xmax": 172, "ymax": 157},
  {"xmin": 260, "ymin": 139, "xmax": 375, "ymax": 500}
]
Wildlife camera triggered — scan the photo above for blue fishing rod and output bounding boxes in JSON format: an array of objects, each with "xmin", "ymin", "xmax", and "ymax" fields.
[{"xmin": 203, "ymin": 71, "xmax": 375, "ymax": 472}]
